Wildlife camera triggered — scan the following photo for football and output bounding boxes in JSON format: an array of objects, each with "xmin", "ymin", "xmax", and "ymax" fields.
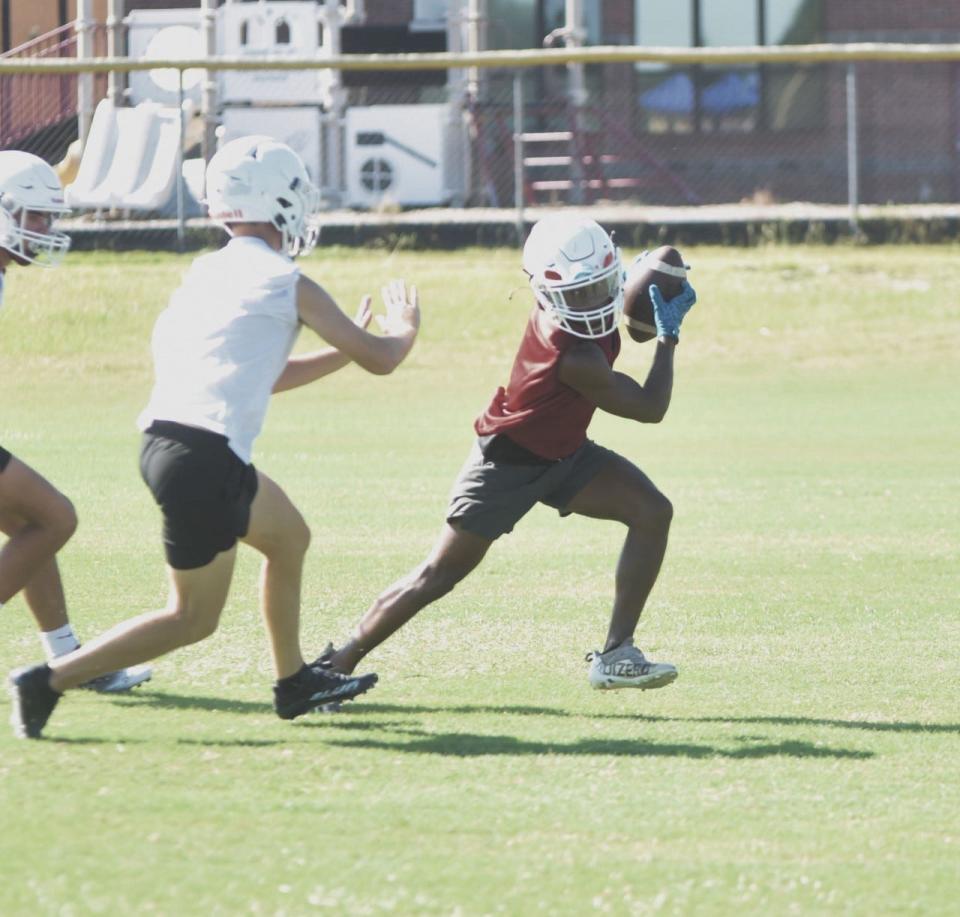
[{"xmin": 622, "ymin": 245, "xmax": 688, "ymax": 342}]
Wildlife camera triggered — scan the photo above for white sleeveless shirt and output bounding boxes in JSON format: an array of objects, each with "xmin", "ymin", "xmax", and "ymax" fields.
[{"xmin": 138, "ymin": 236, "xmax": 301, "ymax": 463}]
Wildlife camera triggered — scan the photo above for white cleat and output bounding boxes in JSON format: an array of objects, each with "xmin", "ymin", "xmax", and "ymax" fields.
[
  {"xmin": 586, "ymin": 639, "xmax": 677, "ymax": 690},
  {"xmin": 80, "ymin": 665, "xmax": 152, "ymax": 694}
]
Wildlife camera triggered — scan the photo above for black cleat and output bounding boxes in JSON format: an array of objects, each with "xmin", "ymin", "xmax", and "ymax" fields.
[
  {"xmin": 312, "ymin": 642, "xmax": 336, "ymax": 668},
  {"xmin": 273, "ymin": 660, "xmax": 377, "ymax": 721},
  {"xmin": 8, "ymin": 663, "xmax": 61, "ymax": 739},
  {"xmin": 310, "ymin": 644, "xmax": 344, "ymax": 712}
]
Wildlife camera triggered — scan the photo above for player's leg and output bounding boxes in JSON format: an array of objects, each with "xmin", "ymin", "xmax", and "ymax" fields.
[
  {"xmin": 9, "ymin": 425, "xmax": 246, "ymax": 737},
  {"xmin": 239, "ymin": 470, "xmax": 311, "ymax": 680},
  {"xmin": 328, "ymin": 438, "xmax": 543, "ymax": 675},
  {"xmin": 556, "ymin": 449, "xmax": 677, "ymax": 690},
  {"xmin": 238, "ymin": 469, "xmax": 380, "ymax": 717},
  {"xmin": 46, "ymin": 550, "xmax": 236, "ymax": 692},
  {"xmin": 329, "ymin": 522, "xmax": 493, "ymax": 674},
  {"xmin": 562, "ymin": 451, "xmax": 673, "ymax": 649},
  {"xmin": 8, "ymin": 552, "xmax": 236, "ymax": 738},
  {"xmin": 0, "ymin": 453, "xmax": 152, "ymax": 691},
  {"xmin": 0, "ymin": 455, "xmax": 77, "ymax": 609},
  {"xmin": 19, "ymin": 557, "xmax": 69, "ymax": 634}
]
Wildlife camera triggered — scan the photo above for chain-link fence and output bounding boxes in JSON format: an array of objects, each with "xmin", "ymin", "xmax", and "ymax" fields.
[
  {"xmin": 3, "ymin": 38, "xmax": 960, "ymax": 249},
  {"xmin": 0, "ymin": 24, "xmax": 107, "ymax": 167}
]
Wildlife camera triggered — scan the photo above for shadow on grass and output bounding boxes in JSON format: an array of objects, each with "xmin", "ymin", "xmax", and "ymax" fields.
[
  {"xmin": 643, "ymin": 714, "xmax": 960, "ymax": 735},
  {"xmin": 339, "ymin": 703, "xmax": 960, "ymax": 735},
  {"xmin": 320, "ymin": 730, "xmax": 874, "ymax": 760},
  {"xmin": 46, "ymin": 736, "xmax": 147, "ymax": 745},
  {"xmin": 108, "ymin": 693, "xmax": 960, "ymax": 738},
  {"xmin": 109, "ymin": 690, "xmax": 272, "ymax": 715},
  {"xmin": 176, "ymin": 737, "xmax": 282, "ymax": 748}
]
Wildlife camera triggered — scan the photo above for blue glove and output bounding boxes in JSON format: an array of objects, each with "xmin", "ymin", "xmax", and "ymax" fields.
[{"xmin": 649, "ymin": 280, "xmax": 697, "ymax": 341}]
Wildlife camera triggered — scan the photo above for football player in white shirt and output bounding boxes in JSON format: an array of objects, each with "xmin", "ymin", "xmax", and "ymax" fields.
[
  {"xmin": 0, "ymin": 151, "xmax": 151, "ymax": 695},
  {"xmin": 9, "ymin": 137, "xmax": 420, "ymax": 738}
]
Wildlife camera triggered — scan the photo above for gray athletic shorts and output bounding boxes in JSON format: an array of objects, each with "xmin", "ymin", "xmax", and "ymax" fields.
[{"xmin": 446, "ymin": 436, "xmax": 615, "ymax": 540}]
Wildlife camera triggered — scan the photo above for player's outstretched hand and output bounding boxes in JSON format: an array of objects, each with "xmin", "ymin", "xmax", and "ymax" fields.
[
  {"xmin": 375, "ymin": 279, "xmax": 420, "ymax": 338},
  {"xmin": 649, "ymin": 280, "xmax": 697, "ymax": 341},
  {"xmin": 353, "ymin": 294, "xmax": 373, "ymax": 330}
]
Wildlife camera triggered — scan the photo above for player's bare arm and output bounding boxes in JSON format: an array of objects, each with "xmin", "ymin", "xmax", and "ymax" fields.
[
  {"xmin": 558, "ymin": 338, "xmax": 676, "ymax": 423},
  {"xmin": 294, "ymin": 274, "xmax": 419, "ymax": 377},
  {"xmin": 272, "ymin": 294, "xmax": 373, "ymax": 393}
]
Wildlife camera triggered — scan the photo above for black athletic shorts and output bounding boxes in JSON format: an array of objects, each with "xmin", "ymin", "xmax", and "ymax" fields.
[
  {"xmin": 139, "ymin": 421, "xmax": 259, "ymax": 570},
  {"xmin": 0, "ymin": 445, "xmax": 11, "ymax": 473}
]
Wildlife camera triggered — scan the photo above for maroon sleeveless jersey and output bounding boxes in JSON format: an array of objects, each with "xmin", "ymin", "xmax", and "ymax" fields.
[{"xmin": 475, "ymin": 307, "xmax": 621, "ymax": 460}]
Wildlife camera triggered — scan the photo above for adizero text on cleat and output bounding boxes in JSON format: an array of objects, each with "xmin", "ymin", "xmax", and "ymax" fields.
[{"xmin": 586, "ymin": 639, "xmax": 678, "ymax": 690}]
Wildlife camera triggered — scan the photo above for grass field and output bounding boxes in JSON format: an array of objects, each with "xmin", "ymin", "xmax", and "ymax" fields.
[{"xmin": 1, "ymin": 243, "xmax": 958, "ymax": 915}]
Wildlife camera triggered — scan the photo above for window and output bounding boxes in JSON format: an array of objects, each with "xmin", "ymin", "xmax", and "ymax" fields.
[
  {"xmin": 700, "ymin": 0, "xmax": 759, "ymax": 132},
  {"xmin": 487, "ymin": 0, "xmax": 537, "ymax": 50},
  {"xmin": 413, "ymin": 0, "xmax": 448, "ymax": 30},
  {"xmin": 635, "ymin": 0, "xmax": 695, "ymax": 132},
  {"xmin": 635, "ymin": 0, "xmax": 822, "ymax": 133},
  {"xmin": 762, "ymin": 0, "xmax": 824, "ymax": 131},
  {"xmin": 542, "ymin": 0, "xmax": 602, "ymax": 45}
]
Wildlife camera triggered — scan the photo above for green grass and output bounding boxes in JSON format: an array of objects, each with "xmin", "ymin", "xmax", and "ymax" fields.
[{"xmin": 1, "ymin": 244, "xmax": 958, "ymax": 915}]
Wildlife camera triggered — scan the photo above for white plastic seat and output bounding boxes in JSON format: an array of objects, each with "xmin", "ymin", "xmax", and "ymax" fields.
[
  {"xmin": 102, "ymin": 104, "xmax": 163, "ymax": 206},
  {"xmin": 123, "ymin": 109, "xmax": 182, "ymax": 210},
  {"xmin": 64, "ymin": 98, "xmax": 119, "ymax": 209},
  {"xmin": 66, "ymin": 102, "xmax": 190, "ymax": 213}
]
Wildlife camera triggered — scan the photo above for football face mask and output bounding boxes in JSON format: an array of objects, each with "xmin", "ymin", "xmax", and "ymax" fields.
[{"xmin": 538, "ymin": 262, "xmax": 623, "ymax": 339}]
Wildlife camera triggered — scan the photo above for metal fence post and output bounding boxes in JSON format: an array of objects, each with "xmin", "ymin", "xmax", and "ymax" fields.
[
  {"xmin": 200, "ymin": 0, "xmax": 217, "ymax": 167},
  {"xmin": 106, "ymin": 0, "xmax": 123, "ymax": 107},
  {"xmin": 846, "ymin": 62, "xmax": 860, "ymax": 234},
  {"xmin": 513, "ymin": 71, "xmax": 524, "ymax": 247},
  {"xmin": 176, "ymin": 67, "xmax": 185, "ymax": 252},
  {"xmin": 565, "ymin": 0, "xmax": 587, "ymax": 205},
  {"xmin": 75, "ymin": 0, "xmax": 94, "ymax": 147}
]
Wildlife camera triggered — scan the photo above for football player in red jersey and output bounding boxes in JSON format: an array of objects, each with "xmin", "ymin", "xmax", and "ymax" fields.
[{"xmin": 325, "ymin": 213, "xmax": 696, "ymax": 691}]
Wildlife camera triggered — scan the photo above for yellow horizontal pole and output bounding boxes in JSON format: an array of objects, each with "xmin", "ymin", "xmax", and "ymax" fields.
[{"xmin": 3, "ymin": 43, "xmax": 960, "ymax": 76}]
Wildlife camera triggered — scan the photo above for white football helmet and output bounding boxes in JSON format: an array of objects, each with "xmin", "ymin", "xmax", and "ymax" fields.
[
  {"xmin": 0, "ymin": 151, "xmax": 71, "ymax": 268},
  {"xmin": 205, "ymin": 135, "xmax": 321, "ymax": 257},
  {"xmin": 522, "ymin": 214, "xmax": 623, "ymax": 339}
]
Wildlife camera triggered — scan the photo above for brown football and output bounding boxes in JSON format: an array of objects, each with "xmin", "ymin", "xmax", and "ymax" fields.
[{"xmin": 622, "ymin": 245, "xmax": 688, "ymax": 343}]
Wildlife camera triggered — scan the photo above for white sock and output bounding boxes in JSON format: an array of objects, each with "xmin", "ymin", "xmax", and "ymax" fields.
[{"xmin": 40, "ymin": 623, "xmax": 81, "ymax": 661}]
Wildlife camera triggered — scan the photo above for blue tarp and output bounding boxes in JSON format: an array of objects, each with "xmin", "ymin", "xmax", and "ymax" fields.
[{"xmin": 640, "ymin": 70, "xmax": 759, "ymax": 114}]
